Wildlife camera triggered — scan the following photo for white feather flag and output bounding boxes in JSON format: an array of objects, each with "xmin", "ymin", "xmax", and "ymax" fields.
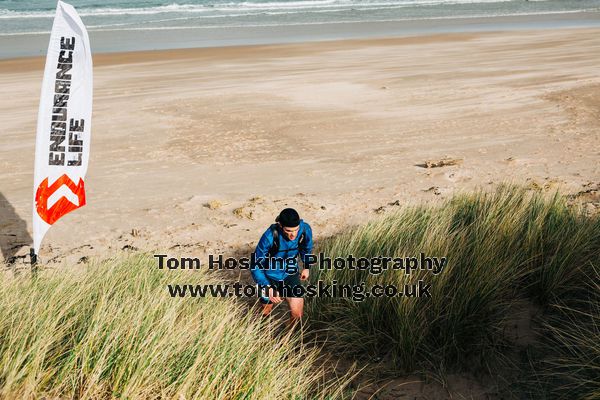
[{"xmin": 32, "ymin": 1, "xmax": 93, "ymax": 256}]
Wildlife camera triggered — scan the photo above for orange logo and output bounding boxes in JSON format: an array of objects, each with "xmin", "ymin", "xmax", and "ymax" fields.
[{"xmin": 35, "ymin": 174, "xmax": 86, "ymax": 225}]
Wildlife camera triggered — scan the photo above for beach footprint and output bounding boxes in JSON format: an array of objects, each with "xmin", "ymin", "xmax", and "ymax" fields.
[{"xmin": 444, "ymin": 168, "xmax": 473, "ymax": 183}]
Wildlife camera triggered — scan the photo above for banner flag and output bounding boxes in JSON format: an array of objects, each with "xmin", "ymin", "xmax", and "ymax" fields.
[{"xmin": 32, "ymin": 1, "xmax": 93, "ymax": 256}]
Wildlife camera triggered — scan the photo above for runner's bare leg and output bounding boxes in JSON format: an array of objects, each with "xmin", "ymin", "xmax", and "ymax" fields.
[
  {"xmin": 261, "ymin": 303, "xmax": 273, "ymax": 316},
  {"xmin": 286, "ymin": 297, "xmax": 304, "ymax": 328}
]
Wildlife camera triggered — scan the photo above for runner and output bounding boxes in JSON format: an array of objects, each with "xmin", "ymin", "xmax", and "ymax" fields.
[{"xmin": 250, "ymin": 208, "xmax": 313, "ymax": 326}]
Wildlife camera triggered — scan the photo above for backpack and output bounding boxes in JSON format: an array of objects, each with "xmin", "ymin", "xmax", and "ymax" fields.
[{"xmin": 267, "ymin": 223, "xmax": 306, "ymax": 257}]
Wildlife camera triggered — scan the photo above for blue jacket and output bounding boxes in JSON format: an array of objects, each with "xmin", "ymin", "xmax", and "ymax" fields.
[{"xmin": 251, "ymin": 220, "xmax": 313, "ymax": 286}]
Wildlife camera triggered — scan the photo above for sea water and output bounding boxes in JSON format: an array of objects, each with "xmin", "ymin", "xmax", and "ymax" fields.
[{"xmin": 1, "ymin": 0, "xmax": 600, "ymax": 57}]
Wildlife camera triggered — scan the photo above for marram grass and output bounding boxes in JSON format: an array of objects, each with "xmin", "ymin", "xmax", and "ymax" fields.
[
  {"xmin": 0, "ymin": 255, "xmax": 346, "ymax": 399},
  {"xmin": 533, "ymin": 264, "xmax": 600, "ymax": 400},
  {"xmin": 307, "ymin": 185, "xmax": 600, "ymax": 376},
  {"xmin": 1, "ymin": 185, "xmax": 597, "ymax": 399}
]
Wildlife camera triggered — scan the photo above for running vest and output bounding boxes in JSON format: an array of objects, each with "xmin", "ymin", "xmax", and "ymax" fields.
[{"xmin": 267, "ymin": 224, "xmax": 307, "ymax": 257}]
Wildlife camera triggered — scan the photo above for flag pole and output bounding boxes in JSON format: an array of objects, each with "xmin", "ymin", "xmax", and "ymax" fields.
[{"xmin": 30, "ymin": 247, "xmax": 38, "ymax": 276}]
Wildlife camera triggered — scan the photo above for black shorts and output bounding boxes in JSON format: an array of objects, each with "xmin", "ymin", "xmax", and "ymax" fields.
[{"xmin": 259, "ymin": 273, "xmax": 304, "ymax": 304}]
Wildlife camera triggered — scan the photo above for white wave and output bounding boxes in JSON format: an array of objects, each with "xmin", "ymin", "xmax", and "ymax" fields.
[
  {"xmin": 0, "ymin": 0, "xmax": 538, "ymax": 19},
  {"xmin": 0, "ymin": 6, "xmax": 595, "ymax": 36}
]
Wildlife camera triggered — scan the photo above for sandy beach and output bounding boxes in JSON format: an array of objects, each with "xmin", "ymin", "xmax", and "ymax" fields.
[{"xmin": 1, "ymin": 27, "xmax": 599, "ymax": 266}]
